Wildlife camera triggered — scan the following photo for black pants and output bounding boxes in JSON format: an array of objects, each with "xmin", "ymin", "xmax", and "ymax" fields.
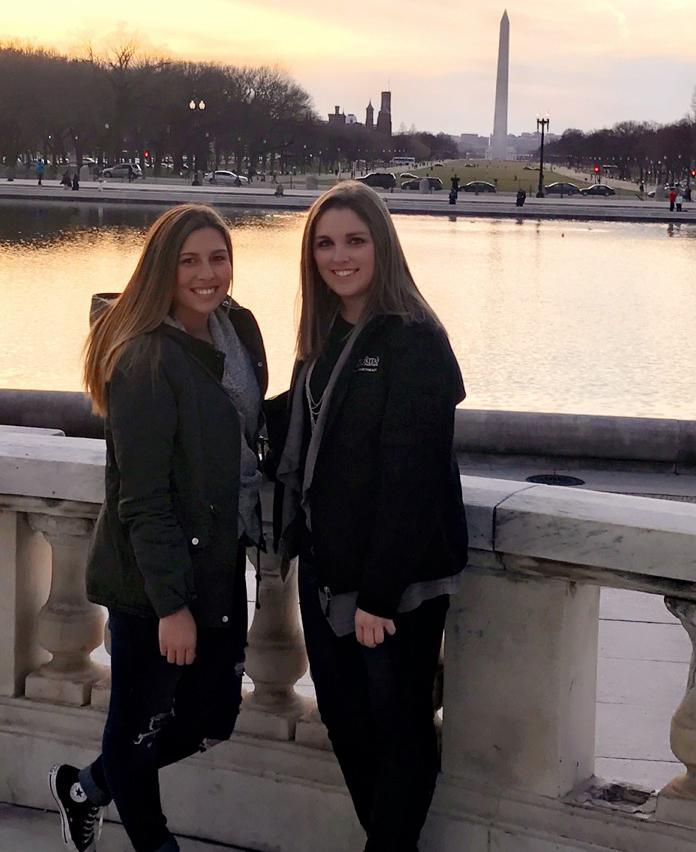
[
  {"xmin": 299, "ymin": 564, "xmax": 448, "ymax": 852},
  {"xmin": 80, "ymin": 569, "xmax": 247, "ymax": 852}
]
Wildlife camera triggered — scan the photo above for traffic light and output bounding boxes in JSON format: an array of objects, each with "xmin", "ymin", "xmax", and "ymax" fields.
[
  {"xmin": 691, "ymin": 169, "xmax": 696, "ymax": 178},
  {"xmin": 593, "ymin": 165, "xmax": 600, "ymax": 174},
  {"xmin": 144, "ymin": 151, "xmax": 150, "ymax": 159}
]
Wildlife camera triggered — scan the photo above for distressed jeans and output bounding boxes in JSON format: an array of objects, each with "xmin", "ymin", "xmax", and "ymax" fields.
[
  {"xmin": 299, "ymin": 563, "xmax": 448, "ymax": 852},
  {"xmin": 79, "ymin": 570, "xmax": 247, "ymax": 852}
]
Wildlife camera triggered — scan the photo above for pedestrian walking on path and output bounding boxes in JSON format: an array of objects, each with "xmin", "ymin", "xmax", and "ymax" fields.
[
  {"xmin": 269, "ymin": 181, "xmax": 468, "ymax": 852},
  {"xmin": 48, "ymin": 203, "xmax": 268, "ymax": 852},
  {"xmin": 36, "ymin": 158, "xmax": 44, "ymax": 185},
  {"xmin": 676, "ymin": 191, "xmax": 683, "ymax": 212},
  {"xmin": 669, "ymin": 188, "xmax": 677, "ymax": 211}
]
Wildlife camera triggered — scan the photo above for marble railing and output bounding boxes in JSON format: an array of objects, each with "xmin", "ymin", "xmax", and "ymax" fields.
[{"xmin": 3, "ymin": 430, "xmax": 696, "ymax": 852}]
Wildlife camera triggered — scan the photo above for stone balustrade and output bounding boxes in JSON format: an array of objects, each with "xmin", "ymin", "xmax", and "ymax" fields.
[{"xmin": 3, "ymin": 430, "xmax": 696, "ymax": 851}]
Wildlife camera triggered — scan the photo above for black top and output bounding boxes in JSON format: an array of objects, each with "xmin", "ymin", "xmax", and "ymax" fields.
[
  {"xmin": 299, "ymin": 314, "xmax": 355, "ymax": 560},
  {"xmin": 308, "ymin": 314, "xmax": 355, "ymax": 403}
]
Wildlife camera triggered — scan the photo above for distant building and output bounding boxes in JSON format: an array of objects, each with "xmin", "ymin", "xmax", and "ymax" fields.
[
  {"xmin": 325, "ymin": 93, "xmax": 392, "ymax": 137},
  {"xmin": 459, "ymin": 131, "xmax": 559, "ymax": 160},
  {"xmin": 376, "ymin": 92, "xmax": 392, "ymax": 137},
  {"xmin": 328, "ymin": 106, "xmax": 346, "ymax": 126},
  {"xmin": 511, "ymin": 132, "xmax": 559, "ymax": 156},
  {"xmin": 458, "ymin": 134, "xmax": 489, "ymax": 158}
]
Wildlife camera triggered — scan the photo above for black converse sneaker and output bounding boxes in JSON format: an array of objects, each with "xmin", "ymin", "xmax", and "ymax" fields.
[{"xmin": 49, "ymin": 764, "xmax": 102, "ymax": 852}]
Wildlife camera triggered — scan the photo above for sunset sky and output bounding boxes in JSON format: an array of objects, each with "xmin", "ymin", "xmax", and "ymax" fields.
[{"xmin": 2, "ymin": 0, "xmax": 693, "ymax": 137}]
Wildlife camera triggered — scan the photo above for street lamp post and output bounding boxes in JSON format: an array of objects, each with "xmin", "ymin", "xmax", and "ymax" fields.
[
  {"xmin": 536, "ymin": 115, "xmax": 550, "ymax": 198},
  {"xmin": 188, "ymin": 98, "xmax": 206, "ymax": 180}
]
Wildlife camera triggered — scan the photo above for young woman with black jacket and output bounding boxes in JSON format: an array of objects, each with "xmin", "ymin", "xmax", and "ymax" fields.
[
  {"xmin": 273, "ymin": 181, "xmax": 468, "ymax": 852},
  {"xmin": 49, "ymin": 204, "xmax": 267, "ymax": 852}
]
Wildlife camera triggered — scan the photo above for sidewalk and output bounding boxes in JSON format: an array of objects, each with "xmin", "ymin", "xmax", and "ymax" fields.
[
  {"xmin": 0, "ymin": 178, "xmax": 694, "ymax": 224},
  {"xmin": 0, "ymin": 803, "xmax": 252, "ymax": 851}
]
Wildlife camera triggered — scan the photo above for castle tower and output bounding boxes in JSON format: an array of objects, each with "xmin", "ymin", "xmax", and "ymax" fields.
[
  {"xmin": 366, "ymin": 100, "xmax": 374, "ymax": 128},
  {"xmin": 491, "ymin": 10, "xmax": 510, "ymax": 160},
  {"xmin": 376, "ymin": 91, "xmax": 392, "ymax": 137}
]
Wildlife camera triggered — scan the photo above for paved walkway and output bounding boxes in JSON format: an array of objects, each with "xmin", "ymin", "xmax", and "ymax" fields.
[
  {"xmin": 0, "ymin": 803, "xmax": 251, "ymax": 850},
  {"xmin": 0, "ymin": 178, "xmax": 693, "ymax": 224}
]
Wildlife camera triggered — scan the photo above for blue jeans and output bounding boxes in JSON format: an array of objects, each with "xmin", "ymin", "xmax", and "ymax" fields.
[
  {"xmin": 79, "ymin": 569, "xmax": 247, "ymax": 852},
  {"xmin": 299, "ymin": 563, "xmax": 448, "ymax": 852}
]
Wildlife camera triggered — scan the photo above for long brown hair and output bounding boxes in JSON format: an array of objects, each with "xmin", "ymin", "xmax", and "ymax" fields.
[
  {"xmin": 296, "ymin": 181, "xmax": 440, "ymax": 360},
  {"xmin": 84, "ymin": 204, "xmax": 233, "ymax": 415}
]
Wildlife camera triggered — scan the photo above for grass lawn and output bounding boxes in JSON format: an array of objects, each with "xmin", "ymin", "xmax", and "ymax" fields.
[
  {"xmin": 377, "ymin": 159, "xmax": 637, "ymax": 196},
  {"xmin": 402, "ymin": 159, "xmax": 597, "ymax": 194}
]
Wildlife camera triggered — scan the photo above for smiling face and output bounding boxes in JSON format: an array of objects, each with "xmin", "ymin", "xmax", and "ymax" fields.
[
  {"xmin": 313, "ymin": 207, "xmax": 376, "ymax": 323},
  {"xmin": 172, "ymin": 226, "xmax": 231, "ymax": 332}
]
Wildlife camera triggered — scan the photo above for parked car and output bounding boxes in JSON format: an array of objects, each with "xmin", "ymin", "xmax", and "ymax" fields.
[
  {"xmin": 399, "ymin": 172, "xmax": 419, "ymax": 181},
  {"xmin": 356, "ymin": 172, "xmax": 396, "ymax": 189},
  {"xmin": 204, "ymin": 170, "xmax": 249, "ymax": 186},
  {"xmin": 647, "ymin": 185, "xmax": 679, "ymax": 198},
  {"xmin": 544, "ymin": 182, "xmax": 580, "ymax": 196},
  {"xmin": 461, "ymin": 180, "xmax": 497, "ymax": 193},
  {"xmin": 102, "ymin": 163, "xmax": 142, "ymax": 179},
  {"xmin": 580, "ymin": 184, "xmax": 615, "ymax": 197},
  {"xmin": 401, "ymin": 177, "xmax": 443, "ymax": 190}
]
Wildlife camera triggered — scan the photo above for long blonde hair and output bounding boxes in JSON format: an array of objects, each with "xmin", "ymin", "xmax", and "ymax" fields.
[
  {"xmin": 84, "ymin": 204, "xmax": 233, "ymax": 415},
  {"xmin": 296, "ymin": 181, "xmax": 440, "ymax": 360}
]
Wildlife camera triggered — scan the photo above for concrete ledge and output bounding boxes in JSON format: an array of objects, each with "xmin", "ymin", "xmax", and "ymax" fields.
[
  {"xmin": 459, "ymin": 474, "xmax": 696, "ymax": 598},
  {"xmin": 0, "ymin": 433, "xmax": 104, "ymax": 504},
  {"xmin": 7, "ymin": 695, "xmax": 696, "ymax": 852},
  {"xmin": 0, "ymin": 697, "xmax": 361, "ymax": 852},
  {"xmin": 428, "ymin": 776, "xmax": 696, "ymax": 852},
  {"xmin": 455, "ymin": 409, "xmax": 696, "ymax": 470},
  {"xmin": 0, "ymin": 390, "xmax": 102, "ymax": 439},
  {"xmin": 4, "ymin": 391, "xmax": 696, "ymax": 471}
]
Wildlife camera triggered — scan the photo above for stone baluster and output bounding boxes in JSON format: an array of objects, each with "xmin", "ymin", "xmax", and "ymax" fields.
[
  {"xmin": 295, "ymin": 705, "xmax": 331, "ymax": 750},
  {"xmin": 657, "ymin": 597, "xmax": 696, "ymax": 827},
  {"xmin": 24, "ymin": 513, "xmax": 106, "ymax": 706},
  {"xmin": 0, "ymin": 510, "xmax": 51, "ymax": 697},
  {"xmin": 237, "ymin": 545, "xmax": 310, "ymax": 740}
]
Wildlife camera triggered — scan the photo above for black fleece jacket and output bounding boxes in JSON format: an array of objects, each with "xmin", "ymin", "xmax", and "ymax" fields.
[
  {"xmin": 86, "ymin": 300, "xmax": 267, "ymax": 627},
  {"xmin": 271, "ymin": 315, "xmax": 468, "ymax": 620}
]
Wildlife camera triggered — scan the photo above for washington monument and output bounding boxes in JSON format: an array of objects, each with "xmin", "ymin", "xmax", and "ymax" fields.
[{"xmin": 491, "ymin": 10, "xmax": 510, "ymax": 160}]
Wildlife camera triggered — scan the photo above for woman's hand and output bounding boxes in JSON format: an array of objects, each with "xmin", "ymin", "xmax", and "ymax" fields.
[
  {"xmin": 159, "ymin": 607, "xmax": 197, "ymax": 665},
  {"xmin": 355, "ymin": 608, "xmax": 396, "ymax": 648}
]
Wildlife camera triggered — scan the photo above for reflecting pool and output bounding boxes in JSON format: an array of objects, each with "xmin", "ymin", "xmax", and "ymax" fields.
[{"xmin": 1, "ymin": 202, "xmax": 695, "ymax": 417}]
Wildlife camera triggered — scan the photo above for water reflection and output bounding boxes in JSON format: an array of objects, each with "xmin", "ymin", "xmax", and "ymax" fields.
[{"xmin": 0, "ymin": 202, "xmax": 695, "ymax": 418}]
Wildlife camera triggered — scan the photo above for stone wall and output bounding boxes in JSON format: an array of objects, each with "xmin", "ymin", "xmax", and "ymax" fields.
[{"xmin": 3, "ymin": 431, "xmax": 696, "ymax": 850}]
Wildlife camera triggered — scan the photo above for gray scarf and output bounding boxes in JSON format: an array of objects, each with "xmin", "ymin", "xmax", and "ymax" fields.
[{"xmin": 166, "ymin": 308, "xmax": 262, "ymax": 542}]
